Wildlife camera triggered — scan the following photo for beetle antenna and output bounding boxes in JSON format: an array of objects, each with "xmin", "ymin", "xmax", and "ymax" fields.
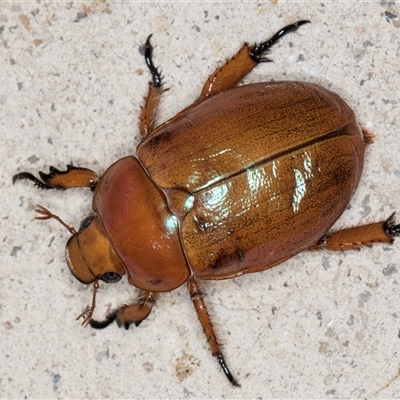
[
  {"xmin": 76, "ymin": 280, "xmax": 100, "ymax": 327},
  {"xmin": 250, "ymin": 20, "xmax": 311, "ymax": 62},
  {"xmin": 35, "ymin": 205, "xmax": 77, "ymax": 235}
]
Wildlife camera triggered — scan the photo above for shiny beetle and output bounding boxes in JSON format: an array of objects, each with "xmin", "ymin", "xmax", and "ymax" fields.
[{"xmin": 13, "ymin": 21, "xmax": 400, "ymax": 386}]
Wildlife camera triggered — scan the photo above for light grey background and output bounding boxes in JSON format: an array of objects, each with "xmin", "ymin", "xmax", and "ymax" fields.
[{"xmin": 1, "ymin": 2, "xmax": 400, "ymax": 398}]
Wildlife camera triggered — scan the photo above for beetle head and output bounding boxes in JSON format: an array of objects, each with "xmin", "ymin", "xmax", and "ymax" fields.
[{"xmin": 66, "ymin": 215, "xmax": 126, "ymax": 284}]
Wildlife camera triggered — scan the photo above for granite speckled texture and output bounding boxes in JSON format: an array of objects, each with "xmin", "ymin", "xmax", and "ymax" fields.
[{"xmin": 1, "ymin": 2, "xmax": 400, "ymax": 398}]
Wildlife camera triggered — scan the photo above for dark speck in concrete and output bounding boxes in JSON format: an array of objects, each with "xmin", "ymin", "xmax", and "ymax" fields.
[
  {"xmin": 11, "ymin": 246, "xmax": 22, "ymax": 257},
  {"xmin": 322, "ymin": 256, "xmax": 330, "ymax": 270},
  {"xmin": 363, "ymin": 40, "xmax": 374, "ymax": 47},
  {"xmin": 382, "ymin": 264, "xmax": 397, "ymax": 277},
  {"xmin": 28, "ymin": 155, "xmax": 39, "ymax": 164},
  {"xmin": 358, "ymin": 290, "xmax": 371, "ymax": 308},
  {"xmin": 74, "ymin": 12, "xmax": 87, "ymax": 23},
  {"xmin": 385, "ymin": 11, "xmax": 397, "ymax": 20},
  {"xmin": 51, "ymin": 373, "xmax": 61, "ymax": 392}
]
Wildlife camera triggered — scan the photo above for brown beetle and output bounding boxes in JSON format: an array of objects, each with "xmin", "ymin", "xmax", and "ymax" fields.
[{"xmin": 13, "ymin": 21, "xmax": 400, "ymax": 386}]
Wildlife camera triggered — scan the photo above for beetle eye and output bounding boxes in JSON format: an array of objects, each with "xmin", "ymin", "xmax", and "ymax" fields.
[
  {"xmin": 100, "ymin": 272, "xmax": 122, "ymax": 284},
  {"xmin": 79, "ymin": 216, "xmax": 94, "ymax": 232}
]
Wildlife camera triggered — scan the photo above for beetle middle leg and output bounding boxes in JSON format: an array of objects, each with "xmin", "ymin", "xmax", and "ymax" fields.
[
  {"xmin": 198, "ymin": 20, "xmax": 310, "ymax": 101},
  {"xmin": 89, "ymin": 290, "xmax": 157, "ymax": 329},
  {"xmin": 308, "ymin": 213, "xmax": 400, "ymax": 251},
  {"xmin": 187, "ymin": 276, "xmax": 240, "ymax": 387}
]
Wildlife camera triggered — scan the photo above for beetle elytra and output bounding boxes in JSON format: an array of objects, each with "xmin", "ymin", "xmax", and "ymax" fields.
[{"xmin": 13, "ymin": 20, "xmax": 400, "ymax": 386}]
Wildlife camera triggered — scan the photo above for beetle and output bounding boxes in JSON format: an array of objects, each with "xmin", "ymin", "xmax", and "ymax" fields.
[{"xmin": 13, "ymin": 20, "xmax": 400, "ymax": 386}]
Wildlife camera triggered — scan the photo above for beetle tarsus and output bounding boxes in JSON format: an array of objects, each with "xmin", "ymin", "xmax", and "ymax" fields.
[
  {"xmin": 384, "ymin": 212, "xmax": 400, "ymax": 238},
  {"xmin": 250, "ymin": 20, "xmax": 311, "ymax": 62},
  {"xmin": 217, "ymin": 353, "xmax": 240, "ymax": 387},
  {"xmin": 12, "ymin": 172, "xmax": 53, "ymax": 190},
  {"xmin": 144, "ymin": 34, "xmax": 163, "ymax": 88},
  {"xmin": 90, "ymin": 311, "xmax": 118, "ymax": 329},
  {"xmin": 90, "ymin": 309, "xmax": 143, "ymax": 330}
]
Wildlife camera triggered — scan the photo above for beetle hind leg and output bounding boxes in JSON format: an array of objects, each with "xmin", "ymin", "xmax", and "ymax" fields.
[
  {"xmin": 89, "ymin": 290, "xmax": 157, "ymax": 329},
  {"xmin": 308, "ymin": 213, "xmax": 400, "ymax": 251},
  {"xmin": 198, "ymin": 20, "xmax": 310, "ymax": 101},
  {"xmin": 188, "ymin": 277, "xmax": 240, "ymax": 387}
]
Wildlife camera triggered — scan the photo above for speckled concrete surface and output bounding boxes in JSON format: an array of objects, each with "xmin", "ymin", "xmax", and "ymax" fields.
[{"xmin": 1, "ymin": 2, "xmax": 400, "ymax": 399}]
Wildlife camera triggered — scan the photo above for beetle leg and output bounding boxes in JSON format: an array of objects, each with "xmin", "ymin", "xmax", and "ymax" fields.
[
  {"xmin": 308, "ymin": 213, "xmax": 400, "ymax": 251},
  {"xmin": 139, "ymin": 35, "xmax": 167, "ymax": 138},
  {"xmin": 198, "ymin": 20, "xmax": 310, "ymax": 101},
  {"xmin": 13, "ymin": 165, "xmax": 99, "ymax": 191},
  {"xmin": 187, "ymin": 276, "xmax": 240, "ymax": 387},
  {"xmin": 89, "ymin": 290, "xmax": 157, "ymax": 330}
]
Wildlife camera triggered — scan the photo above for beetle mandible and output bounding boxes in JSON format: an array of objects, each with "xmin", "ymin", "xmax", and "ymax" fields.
[{"xmin": 13, "ymin": 20, "xmax": 400, "ymax": 386}]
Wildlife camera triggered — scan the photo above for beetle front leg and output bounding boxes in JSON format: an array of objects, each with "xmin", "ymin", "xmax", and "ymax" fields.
[
  {"xmin": 308, "ymin": 213, "xmax": 400, "ymax": 251},
  {"xmin": 89, "ymin": 290, "xmax": 157, "ymax": 329},
  {"xmin": 187, "ymin": 277, "xmax": 240, "ymax": 387},
  {"xmin": 139, "ymin": 35, "xmax": 166, "ymax": 138},
  {"xmin": 13, "ymin": 165, "xmax": 99, "ymax": 191},
  {"xmin": 198, "ymin": 20, "xmax": 310, "ymax": 101}
]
